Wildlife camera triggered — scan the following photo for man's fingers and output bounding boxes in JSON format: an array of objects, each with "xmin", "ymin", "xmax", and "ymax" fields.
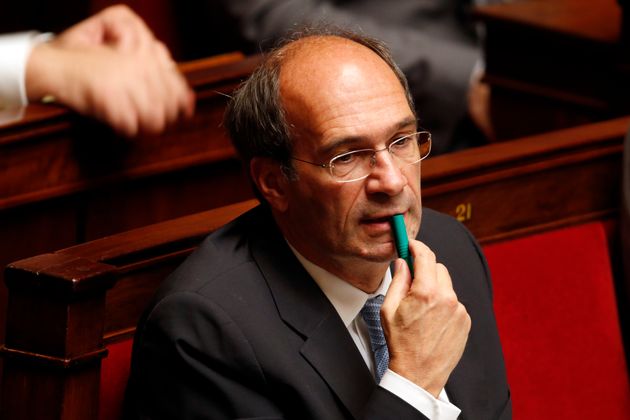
[
  {"xmin": 382, "ymin": 259, "xmax": 411, "ymax": 318},
  {"xmin": 154, "ymin": 41, "xmax": 175, "ymax": 70},
  {"xmin": 36, "ymin": 9, "xmax": 195, "ymax": 138},
  {"xmin": 174, "ymin": 76, "xmax": 196, "ymax": 121},
  {"xmin": 99, "ymin": 96, "xmax": 139, "ymax": 138},
  {"xmin": 162, "ymin": 69, "xmax": 188, "ymax": 125},
  {"xmin": 436, "ymin": 262, "xmax": 453, "ymax": 290},
  {"xmin": 408, "ymin": 239, "xmax": 438, "ymax": 292},
  {"xmin": 99, "ymin": 4, "xmax": 155, "ymax": 52},
  {"xmin": 151, "ymin": 40, "xmax": 195, "ymax": 121}
]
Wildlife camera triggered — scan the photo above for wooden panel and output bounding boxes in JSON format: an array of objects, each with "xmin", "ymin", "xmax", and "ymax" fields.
[
  {"xmin": 82, "ymin": 159, "xmax": 251, "ymax": 240},
  {"xmin": 0, "ymin": 53, "xmax": 260, "ymax": 212},
  {"xmin": 476, "ymin": 0, "xmax": 621, "ymax": 42},
  {"xmin": 0, "ymin": 53, "xmax": 261, "ymax": 390},
  {"xmin": 423, "ymin": 116, "xmax": 628, "ymax": 242},
  {"xmin": 0, "ymin": 53, "xmax": 260, "ymax": 265},
  {"xmin": 0, "ymin": 200, "xmax": 79, "ymax": 357},
  {"xmin": 474, "ymin": 0, "xmax": 629, "ymax": 139}
]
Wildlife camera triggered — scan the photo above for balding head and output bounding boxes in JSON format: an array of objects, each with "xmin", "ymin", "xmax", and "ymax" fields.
[
  {"xmin": 224, "ymin": 28, "xmax": 415, "ymax": 198},
  {"xmin": 278, "ymin": 36, "xmax": 413, "ymax": 152}
]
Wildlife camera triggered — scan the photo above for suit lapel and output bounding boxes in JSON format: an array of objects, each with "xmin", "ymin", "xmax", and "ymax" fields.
[
  {"xmin": 248, "ymin": 207, "xmax": 375, "ymax": 419},
  {"xmin": 301, "ymin": 313, "xmax": 376, "ymax": 418}
]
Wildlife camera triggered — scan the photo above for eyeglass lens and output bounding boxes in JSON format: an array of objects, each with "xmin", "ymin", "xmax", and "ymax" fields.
[{"xmin": 330, "ymin": 132, "xmax": 430, "ymax": 181}]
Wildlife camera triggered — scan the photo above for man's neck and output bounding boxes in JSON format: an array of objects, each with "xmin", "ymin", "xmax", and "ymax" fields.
[
  {"xmin": 334, "ymin": 260, "xmax": 389, "ymax": 293},
  {"xmin": 288, "ymin": 242, "xmax": 389, "ymax": 293}
]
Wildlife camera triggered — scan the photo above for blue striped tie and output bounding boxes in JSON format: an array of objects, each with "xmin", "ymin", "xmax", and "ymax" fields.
[{"xmin": 360, "ymin": 294, "xmax": 389, "ymax": 383}]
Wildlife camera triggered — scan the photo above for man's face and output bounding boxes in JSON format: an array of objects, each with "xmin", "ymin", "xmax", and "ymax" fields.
[{"xmin": 272, "ymin": 38, "xmax": 422, "ymax": 284}]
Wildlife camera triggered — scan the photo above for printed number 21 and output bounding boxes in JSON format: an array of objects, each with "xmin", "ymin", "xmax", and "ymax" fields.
[{"xmin": 455, "ymin": 203, "xmax": 472, "ymax": 222}]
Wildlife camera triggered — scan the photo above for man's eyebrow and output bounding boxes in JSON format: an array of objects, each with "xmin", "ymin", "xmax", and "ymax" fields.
[
  {"xmin": 318, "ymin": 136, "xmax": 367, "ymax": 157},
  {"xmin": 318, "ymin": 117, "xmax": 418, "ymax": 157},
  {"xmin": 395, "ymin": 116, "xmax": 419, "ymax": 131}
]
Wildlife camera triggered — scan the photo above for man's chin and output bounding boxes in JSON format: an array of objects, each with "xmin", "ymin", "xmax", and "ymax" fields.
[{"xmin": 356, "ymin": 242, "xmax": 397, "ymax": 263}]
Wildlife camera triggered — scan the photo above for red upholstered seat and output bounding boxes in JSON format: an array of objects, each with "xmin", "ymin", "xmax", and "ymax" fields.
[
  {"xmin": 100, "ymin": 339, "xmax": 134, "ymax": 420},
  {"xmin": 483, "ymin": 221, "xmax": 630, "ymax": 419}
]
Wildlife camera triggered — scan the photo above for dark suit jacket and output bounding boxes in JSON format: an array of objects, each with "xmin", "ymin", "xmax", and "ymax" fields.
[{"xmin": 125, "ymin": 205, "xmax": 512, "ymax": 419}]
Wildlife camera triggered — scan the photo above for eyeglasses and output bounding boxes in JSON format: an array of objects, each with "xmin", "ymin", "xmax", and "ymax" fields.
[{"xmin": 291, "ymin": 131, "xmax": 431, "ymax": 183}]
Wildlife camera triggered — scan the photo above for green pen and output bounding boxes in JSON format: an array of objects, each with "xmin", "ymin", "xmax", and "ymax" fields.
[{"xmin": 391, "ymin": 214, "xmax": 414, "ymax": 276}]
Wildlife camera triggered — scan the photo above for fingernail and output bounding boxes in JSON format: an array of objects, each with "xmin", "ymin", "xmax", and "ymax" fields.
[{"xmin": 396, "ymin": 259, "xmax": 404, "ymax": 272}]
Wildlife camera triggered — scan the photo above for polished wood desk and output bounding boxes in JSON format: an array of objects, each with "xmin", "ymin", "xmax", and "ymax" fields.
[
  {"xmin": 475, "ymin": 0, "xmax": 629, "ymax": 140},
  {"xmin": 1, "ymin": 115, "xmax": 627, "ymax": 419}
]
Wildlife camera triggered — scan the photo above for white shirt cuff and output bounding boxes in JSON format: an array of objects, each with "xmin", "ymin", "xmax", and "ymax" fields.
[
  {"xmin": 0, "ymin": 31, "xmax": 53, "ymax": 110},
  {"xmin": 379, "ymin": 369, "xmax": 461, "ymax": 420}
]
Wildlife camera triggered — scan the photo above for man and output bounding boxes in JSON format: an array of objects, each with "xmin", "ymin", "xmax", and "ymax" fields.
[
  {"xmin": 125, "ymin": 27, "xmax": 511, "ymax": 419},
  {"xmin": 0, "ymin": 5, "xmax": 194, "ymax": 136}
]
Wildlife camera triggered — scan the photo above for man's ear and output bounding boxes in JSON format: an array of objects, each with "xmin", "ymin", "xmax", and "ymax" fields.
[{"xmin": 250, "ymin": 157, "xmax": 290, "ymax": 212}]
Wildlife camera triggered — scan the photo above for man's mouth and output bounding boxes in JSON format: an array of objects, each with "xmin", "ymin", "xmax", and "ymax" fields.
[
  {"xmin": 361, "ymin": 215, "xmax": 393, "ymax": 224},
  {"xmin": 360, "ymin": 212, "xmax": 406, "ymax": 235},
  {"xmin": 361, "ymin": 210, "xmax": 407, "ymax": 223}
]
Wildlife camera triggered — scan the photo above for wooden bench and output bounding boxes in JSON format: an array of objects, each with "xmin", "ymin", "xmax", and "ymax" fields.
[
  {"xmin": 0, "ymin": 52, "xmax": 261, "ymax": 357},
  {"xmin": 2, "ymin": 116, "xmax": 629, "ymax": 419}
]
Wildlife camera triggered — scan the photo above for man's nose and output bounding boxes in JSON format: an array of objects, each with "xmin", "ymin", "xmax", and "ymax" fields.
[{"xmin": 364, "ymin": 150, "xmax": 408, "ymax": 196}]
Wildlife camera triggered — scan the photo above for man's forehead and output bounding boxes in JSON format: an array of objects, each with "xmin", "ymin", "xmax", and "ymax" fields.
[
  {"xmin": 278, "ymin": 36, "xmax": 406, "ymax": 109},
  {"xmin": 275, "ymin": 35, "xmax": 413, "ymax": 151}
]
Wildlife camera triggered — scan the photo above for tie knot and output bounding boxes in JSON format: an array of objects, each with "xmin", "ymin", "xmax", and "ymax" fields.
[{"xmin": 360, "ymin": 294, "xmax": 385, "ymax": 321}]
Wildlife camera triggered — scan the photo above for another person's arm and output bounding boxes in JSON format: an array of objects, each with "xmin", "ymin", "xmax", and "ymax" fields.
[{"xmin": 2, "ymin": 5, "xmax": 194, "ymax": 136}]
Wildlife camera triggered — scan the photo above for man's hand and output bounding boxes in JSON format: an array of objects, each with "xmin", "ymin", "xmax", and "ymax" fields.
[
  {"xmin": 25, "ymin": 5, "xmax": 194, "ymax": 137},
  {"xmin": 381, "ymin": 239, "xmax": 471, "ymax": 397}
]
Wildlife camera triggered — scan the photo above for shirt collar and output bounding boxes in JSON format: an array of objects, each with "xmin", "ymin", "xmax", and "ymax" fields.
[{"xmin": 288, "ymin": 242, "xmax": 392, "ymax": 327}]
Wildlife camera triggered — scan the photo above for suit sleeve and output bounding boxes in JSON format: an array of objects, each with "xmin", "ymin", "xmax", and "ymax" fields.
[
  {"xmin": 125, "ymin": 291, "xmax": 285, "ymax": 420},
  {"xmin": 361, "ymin": 388, "xmax": 431, "ymax": 420}
]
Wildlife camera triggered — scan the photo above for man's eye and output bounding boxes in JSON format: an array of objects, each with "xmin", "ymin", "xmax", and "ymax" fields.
[
  {"xmin": 392, "ymin": 136, "xmax": 412, "ymax": 148},
  {"xmin": 334, "ymin": 152, "xmax": 356, "ymax": 164}
]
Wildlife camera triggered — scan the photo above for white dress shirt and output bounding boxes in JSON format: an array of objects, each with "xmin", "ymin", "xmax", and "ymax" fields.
[
  {"xmin": 0, "ymin": 31, "xmax": 52, "ymax": 123},
  {"xmin": 289, "ymin": 245, "xmax": 461, "ymax": 420}
]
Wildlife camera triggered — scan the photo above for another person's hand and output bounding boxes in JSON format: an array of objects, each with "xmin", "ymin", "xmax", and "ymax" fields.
[
  {"xmin": 381, "ymin": 239, "xmax": 471, "ymax": 397},
  {"xmin": 25, "ymin": 5, "xmax": 194, "ymax": 137}
]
